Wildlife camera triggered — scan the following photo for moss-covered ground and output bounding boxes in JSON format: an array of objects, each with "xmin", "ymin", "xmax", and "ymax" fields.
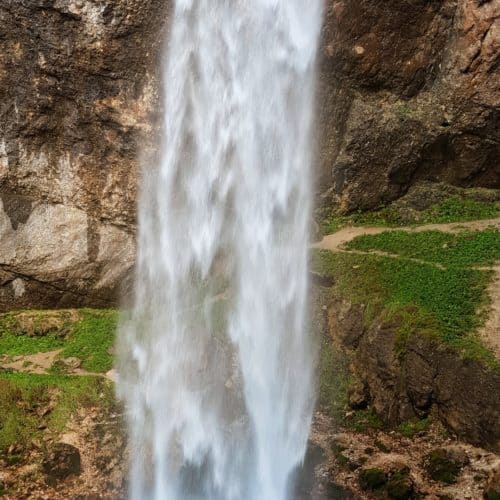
[
  {"xmin": 0, "ymin": 309, "xmax": 117, "ymax": 373},
  {"xmin": 313, "ymin": 253, "xmax": 497, "ymax": 370},
  {"xmin": 0, "ymin": 309, "xmax": 117, "ymax": 454},
  {"xmin": 346, "ymin": 229, "xmax": 500, "ymax": 268},
  {"xmin": 315, "ymin": 225, "xmax": 499, "ymax": 451},
  {"xmin": 0, "ymin": 374, "xmax": 113, "ymax": 453}
]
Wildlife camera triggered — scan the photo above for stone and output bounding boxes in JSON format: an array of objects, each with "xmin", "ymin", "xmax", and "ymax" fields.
[
  {"xmin": 0, "ymin": 0, "xmax": 160, "ymax": 311},
  {"xmin": 348, "ymin": 377, "xmax": 368, "ymax": 410},
  {"xmin": 42, "ymin": 443, "xmax": 81, "ymax": 483},
  {"xmin": 62, "ymin": 357, "xmax": 82, "ymax": 369},
  {"xmin": 328, "ymin": 300, "xmax": 500, "ymax": 450}
]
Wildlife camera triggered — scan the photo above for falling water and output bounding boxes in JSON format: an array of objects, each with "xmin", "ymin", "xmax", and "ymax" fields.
[{"xmin": 117, "ymin": 1, "xmax": 322, "ymax": 499}]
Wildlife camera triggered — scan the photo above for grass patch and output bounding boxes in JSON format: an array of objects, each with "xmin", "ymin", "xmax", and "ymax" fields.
[
  {"xmin": 316, "ymin": 196, "xmax": 499, "ymax": 235},
  {"xmin": 60, "ymin": 310, "xmax": 117, "ymax": 373},
  {"xmin": 421, "ymin": 196, "xmax": 499, "ymax": 224},
  {"xmin": 346, "ymin": 229, "xmax": 500, "ymax": 268},
  {"xmin": 0, "ymin": 309, "xmax": 117, "ymax": 373},
  {"xmin": 397, "ymin": 417, "xmax": 431, "ymax": 438},
  {"xmin": 0, "ymin": 372, "xmax": 112, "ymax": 453},
  {"xmin": 346, "ymin": 408, "xmax": 385, "ymax": 433},
  {"xmin": 311, "ymin": 250, "xmax": 498, "ymax": 369}
]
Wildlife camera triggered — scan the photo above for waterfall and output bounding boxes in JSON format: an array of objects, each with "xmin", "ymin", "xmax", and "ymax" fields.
[{"xmin": 117, "ymin": 1, "xmax": 322, "ymax": 499}]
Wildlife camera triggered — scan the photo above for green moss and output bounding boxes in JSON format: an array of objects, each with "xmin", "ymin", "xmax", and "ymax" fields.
[
  {"xmin": 397, "ymin": 417, "xmax": 430, "ymax": 438},
  {"xmin": 311, "ymin": 250, "xmax": 498, "ymax": 370},
  {"xmin": 359, "ymin": 468, "xmax": 387, "ymax": 490},
  {"xmin": 387, "ymin": 469, "xmax": 413, "ymax": 499},
  {"xmin": 374, "ymin": 439, "xmax": 390, "ymax": 453},
  {"xmin": 421, "ymin": 196, "xmax": 499, "ymax": 224},
  {"xmin": 0, "ymin": 309, "xmax": 117, "ymax": 373},
  {"xmin": 60, "ymin": 310, "xmax": 117, "ymax": 373},
  {"xmin": 425, "ymin": 449, "xmax": 463, "ymax": 484},
  {"xmin": 0, "ymin": 329, "xmax": 64, "ymax": 357},
  {"xmin": 346, "ymin": 229, "xmax": 500, "ymax": 268},
  {"xmin": 318, "ymin": 334, "xmax": 351, "ymax": 421},
  {"xmin": 484, "ymin": 490, "xmax": 500, "ymax": 500},
  {"xmin": 0, "ymin": 373, "xmax": 112, "ymax": 453},
  {"xmin": 346, "ymin": 408, "xmax": 385, "ymax": 433}
]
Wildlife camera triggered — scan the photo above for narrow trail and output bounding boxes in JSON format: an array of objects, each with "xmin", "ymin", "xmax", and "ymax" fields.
[
  {"xmin": 0, "ymin": 349, "xmax": 116, "ymax": 381},
  {"xmin": 313, "ymin": 217, "xmax": 500, "ymax": 252},
  {"xmin": 313, "ymin": 217, "xmax": 500, "ymax": 358}
]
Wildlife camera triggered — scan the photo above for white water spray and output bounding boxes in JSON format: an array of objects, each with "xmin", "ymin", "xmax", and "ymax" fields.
[{"xmin": 118, "ymin": 1, "xmax": 322, "ymax": 499}]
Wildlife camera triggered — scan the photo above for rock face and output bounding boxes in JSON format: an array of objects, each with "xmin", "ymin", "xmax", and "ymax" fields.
[
  {"xmin": 0, "ymin": 0, "xmax": 498, "ymax": 309},
  {"xmin": 0, "ymin": 0, "xmax": 168, "ymax": 309},
  {"xmin": 318, "ymin": 0, "xmax": 499, "ymax": 210},
  {"xmin": 327, "ymin": 297, "xmax": 500, "ymax": 451}
]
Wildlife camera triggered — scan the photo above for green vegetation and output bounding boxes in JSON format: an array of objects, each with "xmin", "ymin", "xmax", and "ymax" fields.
[
  {"xmin": 485, "ymin": 490, "xmax": 500, "ymax": 500},
  {"xmin": 311, "ymin": 247, "xmax": 498, "ymax": 369},
  {"xmin": 359, "ymin": 468, "xmax": 387, "ymax": 490},
  {"xmin": 0, "ymin": 309, "xmax": 118, "ymax": 460},
  {"xmin": 0, "ymin": 373, "xmax": 113, "ymax": 453},
  {"xmin": 347, "ymin": 408, "xmax": 385, "ymax": 433},
  {"xmin": 397, "ymin": 417, "xmax": 431, "ymax": 438},
  {"xmin": 346, "ymin": 229, "xmax": 500, "ymax": 268},
  {"xmin": 316, "ymin": 196, "xmax": 499, "ymax": 235},
  {"xmin": 424, "ymin": 449, "xmax": 464, "ymax": 484},
  {"xmin": 59, "ymin": 310, "xmax": 117, "ymax": 373},
  {"xmin": 0, "ymin": 309, "xmax": 117, "ymax": 373}
]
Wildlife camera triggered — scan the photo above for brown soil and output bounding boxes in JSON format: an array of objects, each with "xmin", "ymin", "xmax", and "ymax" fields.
[
  {"xmin": 0, "ymin": 407, "xmax": 126, "ymax": 500},
  {"xmin": 0, "ymin": 349, "xmax": 63, "ymax": 374},
  {"xmin": 0, "ymin": 351, "xmax": 116, "ymax": 380}
]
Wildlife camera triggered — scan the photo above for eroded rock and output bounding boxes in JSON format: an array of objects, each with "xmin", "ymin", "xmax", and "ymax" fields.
[
  {"xmin": 42, "ymin": 443, "xmax": 81, "ymax": 483},
  {"xmin": 318, "ymin": 0, "xmax": 499, "ymax": 210}
]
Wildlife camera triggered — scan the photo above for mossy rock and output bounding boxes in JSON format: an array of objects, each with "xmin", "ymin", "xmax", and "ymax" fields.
[
  {"xmin": 484, "ymin": 491, "xmax": 500, "ymax": 500},
  {"xmin": 387, "ymin": 469, "xmax": 414, "ymax": 499},
  {"xmin": 0, "ymin": 310, "xmax": 81, "ymax": 338},
  {"xmin": 424, "ymin": 448, "xmax": 464, "ymax": 484},
  {"xmin": 359, "ymin": 468, "xmax": 387, "ymax": 490}
]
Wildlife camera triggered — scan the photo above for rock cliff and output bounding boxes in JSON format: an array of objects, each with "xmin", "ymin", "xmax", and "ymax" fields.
[
  {"xmin": 318, "ymin": 0, "xmax": 499, "ymax": 211},
  {"xmin": 0, "ymin": 0, "xmax": 168, "ymax": 309},
  {"xmin": 0, "ymin": 0, "xmax": 498, "ymax": 309}
]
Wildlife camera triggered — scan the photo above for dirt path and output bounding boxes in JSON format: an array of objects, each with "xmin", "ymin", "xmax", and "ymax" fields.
[
  {"xmin": 313, "ymin": 217, "xmax": 500, "ymax": 358},
  {"xmin": 0, "ymin": 350, "xmax": 116, "ymax": 380},
  {"xmin": 0, "ymin": 349, "xmax": 63, "ymax": 374},
  {"xmin": 313, "ymin": 217, "xmax": 500, "ymax": 252}
]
